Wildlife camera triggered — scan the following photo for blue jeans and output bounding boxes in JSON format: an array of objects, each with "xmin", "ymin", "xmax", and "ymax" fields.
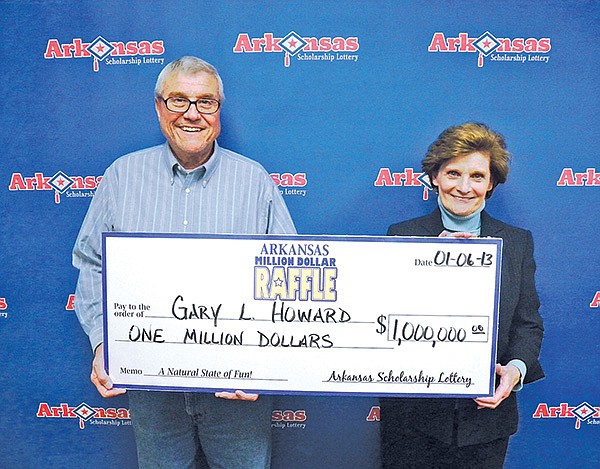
[{"xmin": 128, "ymin": 391, "xmax": 273, "ymax": 469}]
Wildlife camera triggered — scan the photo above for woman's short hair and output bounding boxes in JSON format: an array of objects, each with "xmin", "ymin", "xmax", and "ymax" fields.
[
  {"xmin": 422, "ymin": 122, "xmax": 511, "ymax": 198},
  {"xmin": 154, "ymin": 56, "xmax": 225, "ymax": 100}
]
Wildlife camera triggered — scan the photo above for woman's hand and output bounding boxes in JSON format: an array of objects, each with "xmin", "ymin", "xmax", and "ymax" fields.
[
  {"xmin": 439, "ymin": 230, "xmax": 477, "ymax": 238},
  {"xmin": 474, "ymin": 363, "xmax": 521, "ymax": 409}
]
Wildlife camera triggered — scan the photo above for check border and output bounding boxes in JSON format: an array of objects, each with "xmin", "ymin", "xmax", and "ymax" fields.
[{"xmin": 102, "ymin": 233, "xmax": 501, "ymax": 398}]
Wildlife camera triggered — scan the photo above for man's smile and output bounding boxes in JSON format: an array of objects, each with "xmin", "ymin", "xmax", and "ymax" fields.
[{"xmin": 180, "ymin": 125, "xmax": 204, "ymax": 131}]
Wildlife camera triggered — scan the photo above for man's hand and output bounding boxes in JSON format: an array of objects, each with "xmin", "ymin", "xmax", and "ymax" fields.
[
  {"xmin": 474, "ymin": 363, "xmax": 520, "ymax": 409},
  {"xmin": 439, "ymin": 230, "xmax": 477, "ymax": 238},
  {"xmin": 214, "ymin": 390, "xmax": 259, "ymax": 401},
  {"xmin": 90, "ymin": 343, "xmax": 127, "ymax": 398}
]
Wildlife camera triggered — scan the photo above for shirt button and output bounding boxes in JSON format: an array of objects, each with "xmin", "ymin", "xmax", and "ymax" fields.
[
  {"xmin": 185, "ymin": 188, "xmax": 191, "ymax": 194},
  {"xmin": 183, "ymin": 220, "xmax": 189, "ymax": 226}
]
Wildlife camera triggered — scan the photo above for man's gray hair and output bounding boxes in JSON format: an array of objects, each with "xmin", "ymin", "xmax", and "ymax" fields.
[{"xmin": 154, "ymin": 56, "xmax": 225, "ymax": 100}]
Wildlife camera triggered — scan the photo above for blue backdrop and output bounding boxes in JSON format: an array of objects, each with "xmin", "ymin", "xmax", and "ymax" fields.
[{"xmin": 1, "ymin": 1, "xmax": 599, "ymax": 467}]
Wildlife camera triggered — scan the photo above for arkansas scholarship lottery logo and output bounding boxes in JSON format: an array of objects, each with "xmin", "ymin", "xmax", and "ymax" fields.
[
  {"xmin": 428, "ymin": 31, "xmax": 551, "ymax": 67},
  {"xmin": 533, "ymin": 402, "xmax": 600, "ymax": 430},
  {"xmin": 373, "ymin": 167, "xmax": 434, "ymax": 201},
  {"xmin": 37, "ymin": 402, "xmax": 131, "ymax": 429},
  {"xmin": 8, "ymin": 171, "xmax": 102, "ymax": 204},
  {"xmin": 556, "ymin": 168, "xmax": 600, "ymax": 187},
  {"xmin": 44, "ymin": 36, "xmax": 165, "ymax": 72},
  {"xmin": 270, "ymin": 171, "xmax": 308, "ymax": 197},
  {"xmin": 233, "ymin": 31, "xmax": 359, "ymax": 67},
  {"xmin": 0, "ymin": 296, "xmax": 8, "ymax": 319},
  {"xmin": 271, "ymin": 409, "xmax": 307, "ymax": 430},
  {"xmin": 591, "ymin": 292, "xmax": 600, "ymax": 308}
]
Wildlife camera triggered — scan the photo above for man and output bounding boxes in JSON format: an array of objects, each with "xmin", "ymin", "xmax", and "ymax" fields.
[{"xmin": 73, "ymin": 56, "xmax": 296, "ymax": 468}]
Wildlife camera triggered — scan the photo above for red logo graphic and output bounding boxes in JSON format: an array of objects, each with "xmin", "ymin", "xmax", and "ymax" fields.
[
  {"xmin": 37, "ymin": 402, "xmax": 131, "ymax": 429},
  {"xmin": 270, "ymin": 172, "xmax": 307, "ymax": 187},
  {"xmin": 271, "ymin": 172, "xmax": 308, "ymax": 197},
  {"xmin": 532, "ymin": 402, "xmax": 600, "ymax": 429},
  {"xmin": 590, "ymin": 292, "xmax": 600, "ymax": 308},
  {"xmin": 428, "ymin": 31, "xmax": 551, "ymax": 67},
  {"xmin": 233, "ymin": 31, "xmax": 359, "ymax": 67},
  {"xmin": 556, "ymin": 168, "xmax": 600, "ymax": 186},
  {"xmin": 0, "ymin": 297, "xmax": 7, "ymax": 319},
  {"xmin": 66, "ymin": 294, "xmax": 75, "ymax": 311},
  {"xmin": 44, "ymin": 36, "xmax": 165, "ymax": 71},
  {"xmin": 366, "ymin": 406, "xmax": 380, "ymax": 422},
  {"xmin": 272, "ymin": 409, "xmax": 308, "ymax": 429},
  {"xmin": 8, "ymin": 171, "xmax": 102, "ymax": 203},
  {"xmin": 373, "ymin": 167, "xmax": 433, "ymax": 200},
  {"xmin": 272, "ymin": 409, "xmax": 307, "ymax": 422}
]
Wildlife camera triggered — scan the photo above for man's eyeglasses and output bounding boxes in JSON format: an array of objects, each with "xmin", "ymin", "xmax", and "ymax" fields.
[{"xmin": 161, "ymin": 96, "xmax": 221, "ymax": 114}]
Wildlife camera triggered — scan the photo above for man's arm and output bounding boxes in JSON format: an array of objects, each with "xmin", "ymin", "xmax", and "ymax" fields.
[
  {"xmin": 73, "ymin": 168, "xmax": 115, "ymax": 351},
  {"xmin": 73, "ymin": 167, "xmax": 122, "ymax": 397}
]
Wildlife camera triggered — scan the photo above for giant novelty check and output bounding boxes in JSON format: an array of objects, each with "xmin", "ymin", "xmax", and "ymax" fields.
[{"xmin": 103, "ymin": 233, "xmax": 502, "ymax": 397}]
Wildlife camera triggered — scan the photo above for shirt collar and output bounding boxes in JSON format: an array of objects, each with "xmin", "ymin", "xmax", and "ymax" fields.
[{"xmin": 162, "ymin": 141, "xmax": 222, "ymax": 186}]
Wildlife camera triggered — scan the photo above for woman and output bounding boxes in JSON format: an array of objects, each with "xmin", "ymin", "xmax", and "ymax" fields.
[{"xmin": 380, "ymin": 122, "xmax": 544, "ymax": 468}]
